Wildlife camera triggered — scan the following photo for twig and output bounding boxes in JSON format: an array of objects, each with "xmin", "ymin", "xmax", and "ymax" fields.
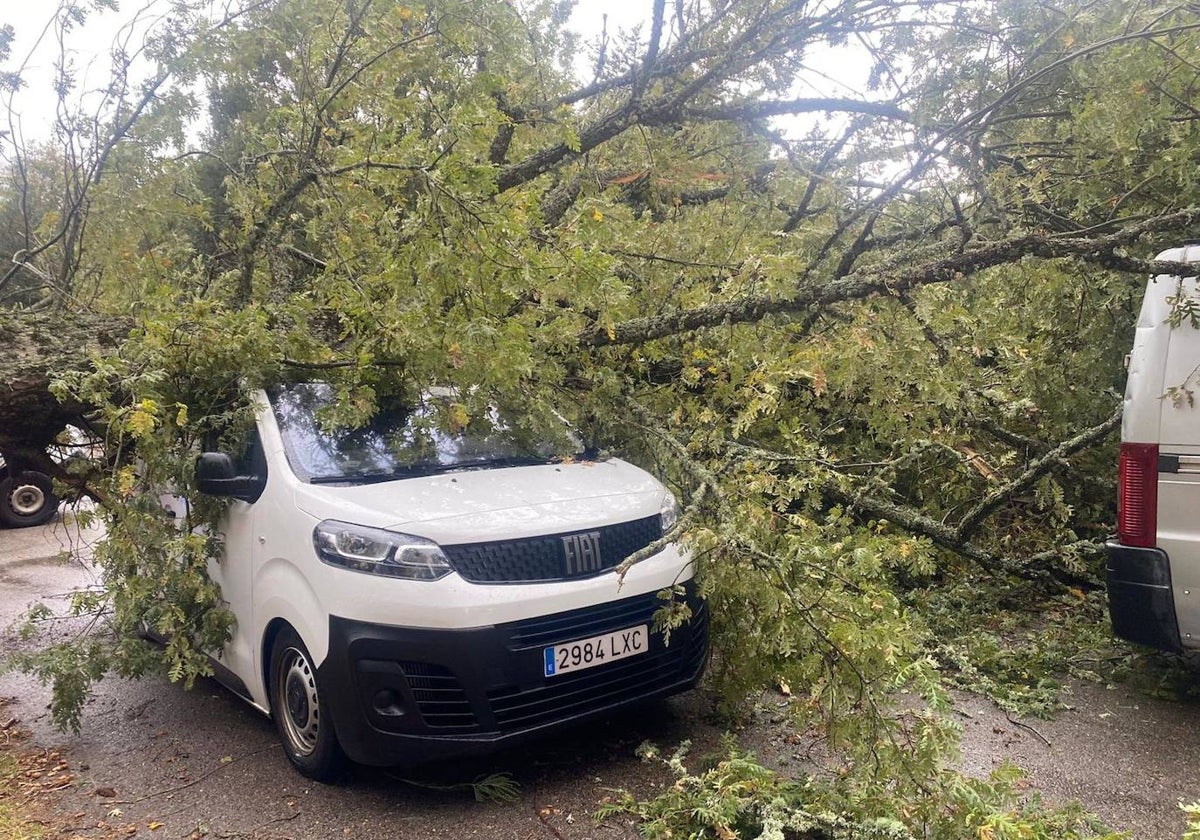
[
  {"xmin": 955, "ymin": 407, "xmax": 1122, "ymax": 540},
  {"xmin": 1004, "ymin": 711, "xmax": 1052, "ymax": 747}
]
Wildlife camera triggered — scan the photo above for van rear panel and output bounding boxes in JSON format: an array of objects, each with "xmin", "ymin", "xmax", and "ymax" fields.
[
  {"xmin": 1108, "ymin": 246, "xmax": 1200, "ymax": 651},
  {"xmin": 1120, "ymin": 272, "xmax": 1173, "ymax": 445}
]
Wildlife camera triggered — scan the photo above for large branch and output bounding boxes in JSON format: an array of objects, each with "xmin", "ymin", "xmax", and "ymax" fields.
[
  {"xmin": 495, "ymin": 102, "xmax": 643, "ymax": 193},
  {"xmin": 498, "ymin": 0, "xmax": 911, "ymax": 196},
  {"xmin": 727, "ymin": 441, "xmax": 1102, "ymax": 590},
  {"xmin": 818, "ymin": 479, "xmax": 1082, "ymax": 587},
  {"xmin": 578, "ymin": 209, "xmax": 1200, "ymax": 347},
  {"xmin": 495, "ymin": 93, "xmax": 910, "ymax": 194}
]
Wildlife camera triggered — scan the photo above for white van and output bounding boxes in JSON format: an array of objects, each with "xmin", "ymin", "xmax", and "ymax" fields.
[
  {"xmin": 188, "ymin": 383, "xmax": 707, "ymax": 780},
  {"xmin": 1107, "ymin": 244, "xmax": 1200, "ymax": 652}
]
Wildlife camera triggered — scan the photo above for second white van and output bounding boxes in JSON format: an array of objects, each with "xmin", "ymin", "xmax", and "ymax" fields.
[{"xmin": 1107, "ymin": 244, "xmax": 1200, "ymax": 652}]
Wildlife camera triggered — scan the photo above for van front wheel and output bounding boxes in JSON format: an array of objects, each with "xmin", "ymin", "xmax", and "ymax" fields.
[{"xmin": 268, "ymin": 627, "xmax": 345, "ymax": 782}]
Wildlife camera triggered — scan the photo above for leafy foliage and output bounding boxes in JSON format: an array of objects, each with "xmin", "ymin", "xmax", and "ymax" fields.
[
  {"xmin": 598, "ymin": 740, "xmax": 1124, "ymax": 839},
  {"xmin": 922, "ymin": 583, "xmax": 1120, "ymax": 718},
  {"xmin": 1, "ymin": 0, "xmax": 1199, "ymax": 831},
  {"xmin": 1183, "ymin": 801, "xmax": 1200, "ymax": 840}
]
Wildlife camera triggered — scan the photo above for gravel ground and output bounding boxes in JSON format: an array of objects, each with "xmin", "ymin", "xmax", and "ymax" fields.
[{"xmin": 1, "ymin": 515, "xmax": 1197, "ymax": 839}]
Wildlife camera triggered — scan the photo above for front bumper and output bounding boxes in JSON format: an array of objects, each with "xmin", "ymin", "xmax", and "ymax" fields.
[
  {"xmin": 1105, "ymin": 541, "xmax": 1181, "ymax": 653},
  {"xmin": 317, "ymin": 585, "xmax": 709, "ymax": 767}
]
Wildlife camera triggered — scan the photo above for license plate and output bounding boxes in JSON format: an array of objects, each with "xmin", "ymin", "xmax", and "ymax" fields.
[{"xmin": 543, "ymin": 625, "xmax": 649, "ymax": 677}]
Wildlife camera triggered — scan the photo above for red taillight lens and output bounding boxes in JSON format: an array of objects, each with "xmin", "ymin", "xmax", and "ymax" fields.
[{"xmin": 1118, "ymin": 442, "xmax": 1158, "ymax": 547}]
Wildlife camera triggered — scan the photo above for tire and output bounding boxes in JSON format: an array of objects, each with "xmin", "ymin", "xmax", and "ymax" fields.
[
  {"xmin": 268, "ymin": 626, "xmax": 345, "ymax": 782},
  {"xmin": 0, "ymin": 471, "xmax": 58, "ymax": 528}
]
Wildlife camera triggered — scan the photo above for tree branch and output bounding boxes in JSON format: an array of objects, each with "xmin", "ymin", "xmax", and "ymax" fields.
[
  {"xmin": 819, "ymin": 476, "xmax": 1088, "ymax": 589},
  {"xmin": 578, "ymin": 207, "xmax": 1200, "ymax": 347},
  {"xmin": 954, "ymin": 406, "xmax": 1122, "ymax": 540}
]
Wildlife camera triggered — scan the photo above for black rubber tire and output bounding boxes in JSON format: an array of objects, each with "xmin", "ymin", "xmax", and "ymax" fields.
[
  {"xmin": 268, "ymin": 626, "xmax": 345, "ymax": 782},
  {"xmin": 0, "ymin": 471, "xmax": 58, "ymax": 528}
]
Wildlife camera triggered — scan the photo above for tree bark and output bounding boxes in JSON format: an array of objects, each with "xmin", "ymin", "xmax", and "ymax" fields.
[{"xmin": 0, "ymin": 309, "xmax": 129, "ymax": 465}]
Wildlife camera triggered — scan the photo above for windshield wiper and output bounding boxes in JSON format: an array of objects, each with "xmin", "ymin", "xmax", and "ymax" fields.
[
  {"xmin": 307, "ymin": 455, "xmax": 563, "ymax": 483},
  {"xmin": 308, "ymin": 465, "xmax": 443, "ymax": 484},
  {"xmin": 437, "ymin": 455, "xmax": 559, "ymax": 471}
]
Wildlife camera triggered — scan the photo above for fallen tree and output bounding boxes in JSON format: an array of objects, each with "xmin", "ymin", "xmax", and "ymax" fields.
[{"xmin": 2, "ymin": 0, "xmax": 1198, "ymax": 832}]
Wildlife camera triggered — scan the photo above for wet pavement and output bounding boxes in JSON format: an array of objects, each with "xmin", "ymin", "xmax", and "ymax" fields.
[{"xmin": 1, "ymin": 515, "xmax": 1197, "ymax": 839}]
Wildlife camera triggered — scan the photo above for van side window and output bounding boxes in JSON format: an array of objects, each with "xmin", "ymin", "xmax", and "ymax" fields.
[{"xmin": 235, "ymin": 428, "xmax": 268, "ymax": 485}]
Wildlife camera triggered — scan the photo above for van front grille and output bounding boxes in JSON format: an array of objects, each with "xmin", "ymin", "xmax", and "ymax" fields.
[
  {"xmin": 442, "ymin": 516, "xmax": 662, "ymax": 583},
  {"xmin": 342, "ymin": 587, "xmax": 706, "ymax": 739},
  {"xmin": 506, "ymin": 589, "xmax": 669, "ymax": 648}
]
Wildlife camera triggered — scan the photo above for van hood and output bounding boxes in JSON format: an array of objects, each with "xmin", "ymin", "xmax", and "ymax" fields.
[{"xmin": 290, "ymin": 457, "xmax": 667, "ymax": 545}]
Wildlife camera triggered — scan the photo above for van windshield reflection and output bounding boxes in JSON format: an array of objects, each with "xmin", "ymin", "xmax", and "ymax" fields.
[{"xmin": 269, "ymin": 384, "xmax": 579, "ymax": 483}]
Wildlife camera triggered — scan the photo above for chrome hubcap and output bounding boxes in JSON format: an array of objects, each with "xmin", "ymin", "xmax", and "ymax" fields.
[
  {"xmin": 10, "ymin": 484, "xmax": 45, "ymax": 516},
  {"xmin": 278, "ymin": 648, "xmax": 319, "ymax": 756}
]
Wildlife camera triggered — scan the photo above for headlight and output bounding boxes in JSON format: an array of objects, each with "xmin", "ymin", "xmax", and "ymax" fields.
[
  {"xmin": 313, "ymin": 520, "xmax": 453, "ymax": 581},
  {"xmin": 659, "ymin": 493, "xmax": 681, "ymax": 533}
]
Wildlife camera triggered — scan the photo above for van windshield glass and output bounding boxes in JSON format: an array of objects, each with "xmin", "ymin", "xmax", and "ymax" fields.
[{"xmin": 269, "ymin": 383, "xmax": 581, "ymax": 482}]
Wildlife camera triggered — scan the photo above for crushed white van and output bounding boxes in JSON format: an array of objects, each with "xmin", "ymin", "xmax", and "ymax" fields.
[
  {"xmin": 1107, "ymin": 244, "xmax": 1200, "ymax": 653},
  {"xmin": 188, "ymin": 383, "xmax": 707, "ymax": 780}
]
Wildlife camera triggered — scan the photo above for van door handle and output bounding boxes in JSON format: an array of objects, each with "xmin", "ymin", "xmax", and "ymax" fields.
[{"xmin": 1161, "ymin": 454, "xmax": 1200, "ymax": 473}]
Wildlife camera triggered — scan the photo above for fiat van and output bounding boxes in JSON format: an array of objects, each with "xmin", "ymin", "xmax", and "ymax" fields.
[{"xmin": 188, "ymin": 383, "xmax": 707, "ymax": 780}]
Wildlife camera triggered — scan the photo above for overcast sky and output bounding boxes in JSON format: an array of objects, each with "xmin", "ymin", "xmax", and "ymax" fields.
[
  {"xmin": 1, "ymin": 1, "xmax": 651, "ymax": 144},
  {"xmin": 1, "ymin": 1, "xmax": 157, "ymax": 147},
  {"xmin": 3, "ymin": 2, "xmax": 140, "ymax": 143},
  {"xmin": 2, "ymin": 1, "xmax": 867, "ymax": 150}
]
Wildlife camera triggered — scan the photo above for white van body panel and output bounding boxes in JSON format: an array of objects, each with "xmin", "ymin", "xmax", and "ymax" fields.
[
  {"xmin": 1156, "ymin": 471, "xmax": 1200, "ymax": 646},
  {"xmin": 290, "ymin": 459, "xmax": 665, "ymax": 540},
  {"xmin": 208, "ymin": 496, "xmax": 259, "ymax": 700},
  {"xmin": 1152, "ymin": 252, "xmax": 1200, "ymax": 647},
  {"xmin": 1115, "ymin": 245, "xmax": 1200, "ymax": 648},
  {"xmin": 1121, "ymin": 270, "xmax": 1173, "ymax": 445},
  {"xmin": 247, "ymin": 462, "xmax": 687, "ymax": 669},
  {"xmin": 251, "ymin": 554, "xmax": 326, "ymax": 705}
]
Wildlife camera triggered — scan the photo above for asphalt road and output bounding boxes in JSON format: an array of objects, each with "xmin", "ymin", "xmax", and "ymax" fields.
[{"xmin": 1, "ymin": 516, "xmax": 1198, "ymax": 839}]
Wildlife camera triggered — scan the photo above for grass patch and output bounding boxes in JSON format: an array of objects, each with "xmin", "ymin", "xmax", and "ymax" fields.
[{"xmin": 0, "ymin": 803, "xmax": 46, "ymax": 840}]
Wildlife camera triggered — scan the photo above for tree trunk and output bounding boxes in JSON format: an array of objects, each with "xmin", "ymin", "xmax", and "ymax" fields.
[{"xmin": 0, "ymin": 309, "xmax": 129, "ymax": 468}]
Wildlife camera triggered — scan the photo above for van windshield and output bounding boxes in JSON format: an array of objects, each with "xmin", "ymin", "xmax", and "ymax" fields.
[{"xmin": 269, "ymin": 383, "xmax": 582, "ymax": 483}]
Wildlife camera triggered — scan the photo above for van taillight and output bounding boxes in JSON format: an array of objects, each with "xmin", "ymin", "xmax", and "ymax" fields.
[{"xmin": 1118, "ymin": 442, "xmax": 1158, "ymax": 547}]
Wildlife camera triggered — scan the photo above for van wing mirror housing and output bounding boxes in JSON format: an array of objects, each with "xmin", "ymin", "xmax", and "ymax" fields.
[{"xmin": 195, "ymin": 452, "xmax": 264, "ymax": 503}]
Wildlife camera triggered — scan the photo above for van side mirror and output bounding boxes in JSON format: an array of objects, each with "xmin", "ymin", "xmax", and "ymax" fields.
[{"xmin": 196, "ymin": 452, "xmax": 263, "ymax": 503}]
